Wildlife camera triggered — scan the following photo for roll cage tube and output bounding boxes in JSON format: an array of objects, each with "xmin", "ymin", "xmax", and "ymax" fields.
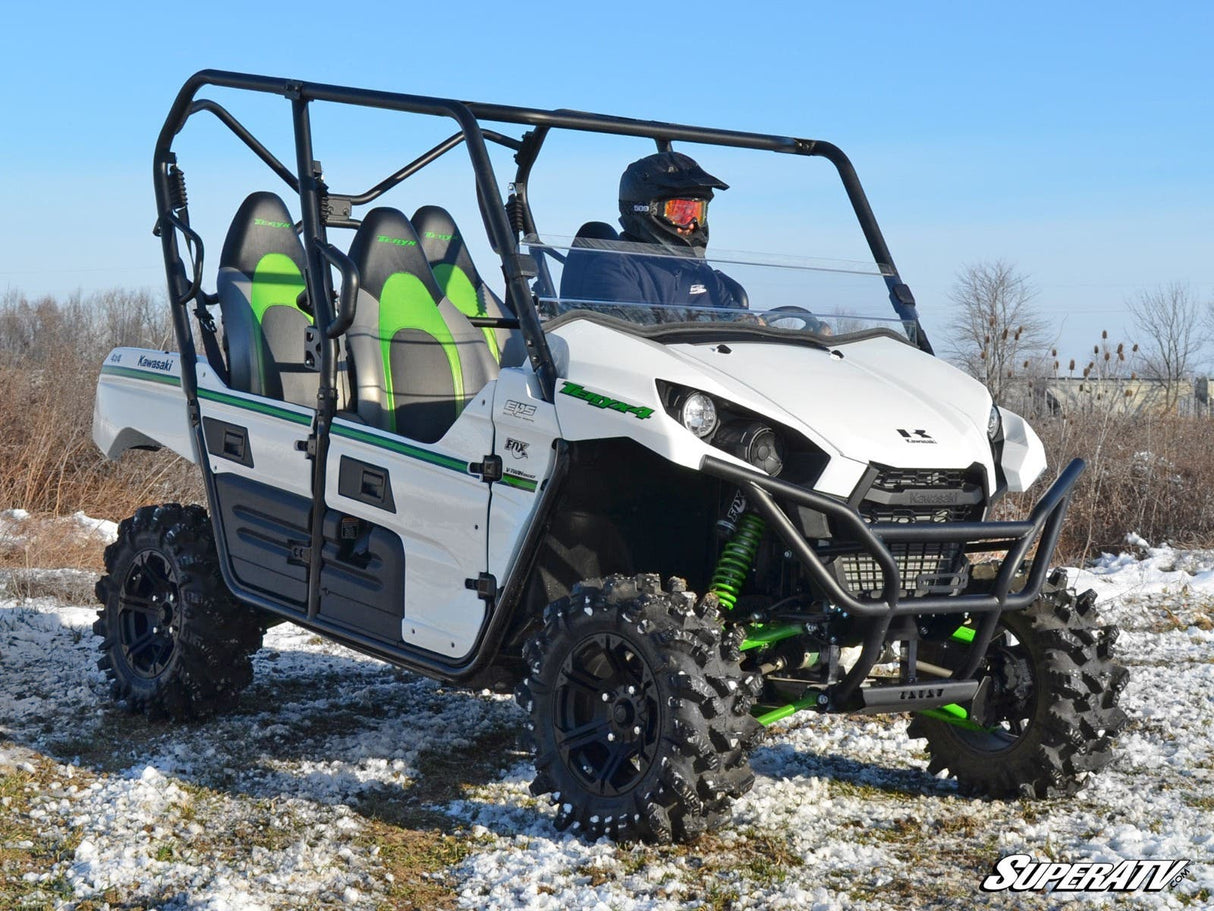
[
  {"xmin": 152, "ymin": 70, "xmax": 559, "ymax": 409},
  {"xmin": 483, "ymin": 104, "xmax": 930, "ymax": 354}
]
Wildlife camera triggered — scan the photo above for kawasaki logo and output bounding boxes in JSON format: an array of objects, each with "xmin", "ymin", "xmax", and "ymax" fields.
[
  {"xmin": 907, "ymin": 490, "xmax": 966, "ymax": 506},
  {"xmin": 137, "ymin": 355, "xmax": 173, "ymax": 371},
  {"xmin": 559, "ymin": 381, "xmax": 654, "ymax": 420},
  {"xmin": 254, "ymin": 218, "xmax": 292, "ymax": 229},
  {"xmin": 377, "ymin": 235, "xmax": 418, "ymax": 246}
]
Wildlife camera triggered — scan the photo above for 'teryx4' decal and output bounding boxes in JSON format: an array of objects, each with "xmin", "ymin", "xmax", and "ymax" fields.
[{"xmin": 559, "ymin": 381, "xmax": 654, "ymax": 420}]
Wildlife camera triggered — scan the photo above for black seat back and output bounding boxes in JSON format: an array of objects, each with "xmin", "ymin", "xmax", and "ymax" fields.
[
  {"xmin": 346, "ymin": 208, "xmax": 497, "ymax": 442},
  {"xmin": 217, "ymin": 192, "xmax": 316, "ymax": 407},
  {"xmin": 412, "ymin": 205, "xmax": 523, "ymax": 366}
]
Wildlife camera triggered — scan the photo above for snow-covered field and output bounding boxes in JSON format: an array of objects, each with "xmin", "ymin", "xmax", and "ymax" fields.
[{"xmin": 2, "ymin": 512, "xmax": 1212, "ymax": 909}]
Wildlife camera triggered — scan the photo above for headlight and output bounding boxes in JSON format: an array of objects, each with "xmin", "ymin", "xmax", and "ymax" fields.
[
  {"xmin": 987, "ymin": 405, "xmax": 1002, "ymax": 440},
  {"xmin": 679, "ymin": 392, "xmax": 719, "ymax": 439},
  {"xmin": 716, "ymin": 421, "xmax": 785, "ymax": 476}
]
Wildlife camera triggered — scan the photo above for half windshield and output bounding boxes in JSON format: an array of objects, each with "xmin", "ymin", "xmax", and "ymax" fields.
[{"xmin": 525, "ymin": 236, "xmax": 917, "ymax": 345}]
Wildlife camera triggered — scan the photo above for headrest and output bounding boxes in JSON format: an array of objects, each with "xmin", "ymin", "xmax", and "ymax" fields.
[
  {"xmin": 412, "ymin": 205, "xmax": 484, "ymax": 286},
  {"xmin": 220, "ymin": 192, "xmax": 306, "ymax": 275},
  {"xmin": 573, "ymin": 221, "xmax": 621, "ymax": 246},
  {"xmin": 349, "ymin": 208, "xmax": 445, "ymax": 303}
]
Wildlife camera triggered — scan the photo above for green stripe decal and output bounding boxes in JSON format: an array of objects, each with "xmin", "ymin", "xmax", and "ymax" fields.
[
  {"xmin": 332, "ymin": 423, "xmax": 469, "ymax": 473},
  {"xmin": 501, "ymin": 474, "xmax": 538, "ymax": 492},
  {"xmin": 197, "ymin": 388, "xmax": 312, "ymax": 425},
  {"xmin": 100, "ymin": 364, "xmax": 182, "ymax": 386}
]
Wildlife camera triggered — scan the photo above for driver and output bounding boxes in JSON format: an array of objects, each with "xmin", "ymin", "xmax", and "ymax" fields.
[{"xmin": 560, "ymin": 151, "xmax": 746, "ymax": 310}]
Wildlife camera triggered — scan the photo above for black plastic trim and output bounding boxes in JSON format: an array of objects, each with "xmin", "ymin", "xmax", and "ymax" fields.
[{"xmin": 202, "ymin": 417, "xmax": 253, "ymax": 467}]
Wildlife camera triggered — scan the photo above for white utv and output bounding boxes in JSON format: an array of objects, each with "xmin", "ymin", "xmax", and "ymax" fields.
[{"xmin": 92, "ymin": 71, "xmax": 1127, "ymax": 843}]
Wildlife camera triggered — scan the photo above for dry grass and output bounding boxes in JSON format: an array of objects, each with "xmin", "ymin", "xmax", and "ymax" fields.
[
  {"xmin": 1005, "ymin": 411, "xmax": 1214, "ymax": 564},
  {"xmin": 4, "ymin": 291, "xmax": 1214, "ymax": 574},
  {"xmin": 0, "ymin": 291, "xmax": 201, "ymax": 570}
]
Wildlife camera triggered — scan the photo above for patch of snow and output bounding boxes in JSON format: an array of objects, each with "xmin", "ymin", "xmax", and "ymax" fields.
[
  {"xmin": 70, "ymin": 511, "xmax": 119, "ymax": 544},
  {"xmin": 2, "ymin": 546, "xmax": 1213, "ymax": 908}
]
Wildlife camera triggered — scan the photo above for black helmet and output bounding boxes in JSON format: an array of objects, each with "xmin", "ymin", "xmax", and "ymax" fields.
[{"xmin": 618, "ymin": 151, "xmax": 728, "ymax": 253}]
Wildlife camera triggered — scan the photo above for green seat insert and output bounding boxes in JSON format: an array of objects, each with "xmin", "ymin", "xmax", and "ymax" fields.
[
  {"xmin": 413, "ymin": 205, "xmax": 522, "ymax": 366},
  {"xmin": 347, "ymin": 208, "xmax": 497, "ymax": 443},
  {"xmin": 217, "ymin": 192, "xmax": 316, "ymax": 407}
]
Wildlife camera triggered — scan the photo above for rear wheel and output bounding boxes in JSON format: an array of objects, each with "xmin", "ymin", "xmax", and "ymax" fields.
[
  {"xmin": 908, "ymin": 571, "xmax": 1128, "ymax": 797},
  {"xmin": 94, "ymin": 504, "xmax": 263, "ymax": 720},
  {"xmin": 517, "ymin": 574, "xmax": 763, "ymax": 843}
]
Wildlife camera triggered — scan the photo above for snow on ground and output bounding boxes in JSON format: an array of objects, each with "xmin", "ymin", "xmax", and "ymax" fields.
[{"xmin": 2, "ymin": 533, "xmax": 1212, "ymax": 909}]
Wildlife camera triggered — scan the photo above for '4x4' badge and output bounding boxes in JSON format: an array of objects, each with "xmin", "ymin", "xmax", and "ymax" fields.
[{"xmin": 559, "ymin": 381, "xmax": 654, "ymax": 420}]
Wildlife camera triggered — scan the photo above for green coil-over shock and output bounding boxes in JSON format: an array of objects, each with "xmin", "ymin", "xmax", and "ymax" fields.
[{"xmin": 710, "ymin": 512, "xmax": 766, "ymax": 611}]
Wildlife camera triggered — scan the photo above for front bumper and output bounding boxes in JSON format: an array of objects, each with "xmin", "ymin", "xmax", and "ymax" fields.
[{"xmin": 702, "ymin": 456, "xmax": 1085, "ymax": 709}]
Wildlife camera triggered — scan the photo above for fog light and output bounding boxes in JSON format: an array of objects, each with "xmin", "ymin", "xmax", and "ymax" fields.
[{"xmin": 718, "ymin": 421, "xmax": 784, "ymax": 476}]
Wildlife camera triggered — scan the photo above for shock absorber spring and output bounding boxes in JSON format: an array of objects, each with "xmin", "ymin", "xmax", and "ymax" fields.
[{"xmin": 710, "ymin": 512, "xmax": 766, "ymax": 611}]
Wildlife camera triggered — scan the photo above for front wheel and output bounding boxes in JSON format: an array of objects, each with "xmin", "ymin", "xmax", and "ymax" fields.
[
  {"xmin": 93, "ymin": 503, "xmax": 263, "ymax": 720},
  {"xmin": 908, "ymin": 571, "xmax": 1128, "ymax": 797},
  {"xmin": 517, "ymin": 574, "xmax": 764, "ymax": 843}
]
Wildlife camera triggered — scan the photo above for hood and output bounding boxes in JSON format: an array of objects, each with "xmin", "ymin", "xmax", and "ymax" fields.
[
  {"xmin": 546, "ymin": 319, "xmax": 997, "ymax": 494},
  {"xmin": 666, "ymin": 334, "xmax": 995, "ymax": 470}
]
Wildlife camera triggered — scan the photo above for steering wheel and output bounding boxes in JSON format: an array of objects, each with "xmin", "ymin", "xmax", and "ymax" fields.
[{"xmin": 765, "ymin": 306, "xmax": 831, "ymax": 334}]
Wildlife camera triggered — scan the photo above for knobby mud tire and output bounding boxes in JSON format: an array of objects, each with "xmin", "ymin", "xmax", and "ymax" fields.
[
  {"xmin": 908, "ymin": 571, "xmax": 1129, "ymax": 798},
  {"xmin": 93, "ymin": 503, "xmax": 263, "ymax": 721},
  {"xmin": 517, "ymin": 574, "xmax": 764, "ymax": 843}
]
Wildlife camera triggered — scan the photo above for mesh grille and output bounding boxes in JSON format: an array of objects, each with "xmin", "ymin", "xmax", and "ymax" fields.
[
  {"xmin": 839, "ymin": 545, "xmax": 964, "ymax": 597},
  {"xmin": 836, "ymin": 465, "xmax": 985, "ymax": 598}
]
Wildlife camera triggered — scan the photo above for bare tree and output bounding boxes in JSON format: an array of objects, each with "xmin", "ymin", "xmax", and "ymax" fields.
[
  {"xmin": 1128, "ymin": 283, "xmax": 1204, "ymax": 411},
  {"xmin": 945, "ymin": 260, "xmax": 1049, "ymax": 405}
]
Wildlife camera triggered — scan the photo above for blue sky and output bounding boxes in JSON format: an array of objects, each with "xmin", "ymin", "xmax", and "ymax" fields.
[{"xmin": 2, "ymin": 1, "xmax": 1210, "ymax": 365}]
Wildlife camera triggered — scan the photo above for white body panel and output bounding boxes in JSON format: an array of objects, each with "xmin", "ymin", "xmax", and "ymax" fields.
[
  {"xmin": 545, "ymin": 321, "xmax": 1026, "ymax": 499},
  {"xmin": 324, "ymin": 392, "xmax": 496, "ymax": 658},
  {"xmin": 487, "ymin": 367, "xmax": 561, "ymax": 582},
  {"xmin": 996, "ymin": 407, "xmax": 1048, "ymax": 492},
  {"xmin": 93, "ymin": 349, "xmax": 195, "ymax": 463}
]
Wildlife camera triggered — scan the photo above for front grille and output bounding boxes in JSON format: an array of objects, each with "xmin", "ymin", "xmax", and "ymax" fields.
[{"xmin": 835, "ymin": 465, "xmax": 986, "ymax": 598}]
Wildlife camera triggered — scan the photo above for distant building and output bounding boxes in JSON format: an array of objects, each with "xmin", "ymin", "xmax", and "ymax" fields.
[{"xmin": 1000, "ymin": 376, "xmax": 1212, "ymax": 417}]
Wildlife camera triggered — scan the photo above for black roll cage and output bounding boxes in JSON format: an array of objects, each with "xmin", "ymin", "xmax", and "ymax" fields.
[{"xmin": 154, "ymin": 71, "xmax": 932, "ymax": 422}]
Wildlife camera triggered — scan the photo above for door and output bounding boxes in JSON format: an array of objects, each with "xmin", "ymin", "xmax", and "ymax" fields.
[{"xmin": 323, "ymin": 394, "xmax": 495, "ymax": 658}]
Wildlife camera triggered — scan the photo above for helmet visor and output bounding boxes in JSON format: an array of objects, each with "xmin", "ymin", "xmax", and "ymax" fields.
[{"xmin": 655, "ymin": 197, "xmax": 709, "ymax": 229}]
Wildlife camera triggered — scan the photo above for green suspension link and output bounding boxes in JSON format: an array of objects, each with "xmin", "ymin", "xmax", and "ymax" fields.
[{"xmin": 710, "ymin": 513, "xmax": 766, "ymax": 611}]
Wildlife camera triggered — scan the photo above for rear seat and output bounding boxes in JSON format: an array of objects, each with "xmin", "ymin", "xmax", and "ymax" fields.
[{"xmin": 216, "ymin": 192, "xmax": 317, "ymax": 408}]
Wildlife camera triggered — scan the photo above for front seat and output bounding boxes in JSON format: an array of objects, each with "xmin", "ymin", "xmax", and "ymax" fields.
[
  {"xmin": 346, "ymin": 208, "xmax": 497, "ymax": 443},
  {"xmin": 216, "ymin": 192, "xmax": 317, "ymax": 407},
  {"xmin": 412, "ymin": 205, "xmax": 522, "ymax": 366}
]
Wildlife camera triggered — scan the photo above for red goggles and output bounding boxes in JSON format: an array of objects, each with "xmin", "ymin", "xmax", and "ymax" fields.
[{"xmin": 654, "ymin": 197, "xmax": 709, "ymax": 228}]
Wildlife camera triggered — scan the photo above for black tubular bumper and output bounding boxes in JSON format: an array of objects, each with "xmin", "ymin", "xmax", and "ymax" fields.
[{"xmin": 702, "ymin": 456, "xmax": 1086, "ymax": 709}]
